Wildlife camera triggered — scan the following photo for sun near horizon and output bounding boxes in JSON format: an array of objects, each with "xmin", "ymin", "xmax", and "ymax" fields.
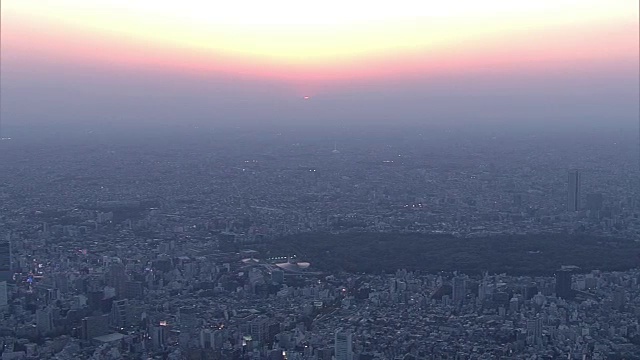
[{"xmin": 4, "ymin": 0, "xmax": 638, "ymax": 93}]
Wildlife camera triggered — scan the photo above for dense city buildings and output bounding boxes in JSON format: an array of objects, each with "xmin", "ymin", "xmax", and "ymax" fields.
[{"xmin": 0, "ymin": 128, "xmax": 639, "ymax": 359}]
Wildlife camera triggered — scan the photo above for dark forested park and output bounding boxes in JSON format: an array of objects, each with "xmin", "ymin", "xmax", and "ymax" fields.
[{"xmin": 268, "ymin": 232, "xmax": 640, "ymax": 275}]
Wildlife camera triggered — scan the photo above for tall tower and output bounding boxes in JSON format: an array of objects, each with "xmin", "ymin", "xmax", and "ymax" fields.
[
  {"xmin": 526, "ymin": 317, "xmax": 543, "ymax": 345},
  {"xmin": 36, "ymin": 306, "xmax": 54, "ymax": 334},
  {"xmin": 106, "ymin": 262, "xmax": 127, "ymax": 298},
  {"xmin": 0, "ymin": 234, "xmax": 11, "ymax": 282},
  {"xmin": 334, "ymin": 328, "xmax": 353, "ymax": 360},
  {"xmin": 110, "ymin": 299, "xmax": 129, "ymax": 328},
  {"xmin": 150, "ymin": 323, "xmax": 168, "ymax": 350},
  {"xmin": 567, "ymin": 170, "xmax": 581, "ymax": 211},
  {"xmin": 452, "ymin": 276, "xmax": 466, "ymax": 304},
  {"xmin": 0, "ymin": 281, "xmax": 8, "ymax": 307},
  {"xmin": 555, "ymin": 269, "xmax": 574, "ymax": 300}
]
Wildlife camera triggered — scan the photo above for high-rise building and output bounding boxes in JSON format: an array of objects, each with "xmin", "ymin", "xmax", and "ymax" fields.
[
  {"xmin": 124, "ymin": 281, "xmax": 144, "ymax": 299},
  {"xmin": 200, "ymin": 329, "xmax": 224, "ymax": 349},
  {"xmin": 334, "ymin": 328, "xmax": 353, "ymax": 360},
  {"xmin": 567, "ymin": 170, "xmax": 581, "ymax": 211},
  {"xmin": 150, "ymin": 323, "xmax": 168, "ymax": 350},
  {"xmin": 54, "ymin": 273, "xmax": 69, "ymax": 294},
  {"xmin": 240, "ymin": 315, "xmax": 268, "ymax": 346},
  {"xmin": 81, "ymin": 314, "xmax": 110, "ymax": 340},
  {"xmin": 509, "ymin": 297, "xmax": 519, "ymax": 313},
  {"xmin": 106, "ymin": 262, "xmax": 127, "ymax": 299},
  {"xmin": 612, "ymin": 287, "xmax": 626, "ymax": 311},
  {"xmin": 452, "ymin": 276, "xmax": 466, "ymax": 304},
  {"xmin": 36, "ymin": 306, "xmax": 54, "ymax": 334},
  {"xmin": 477, "ymin": 274, "xmax": 490, "ymax": 301},
  {"xmin": 200, "ymin": 329, "xmax": 214, "ymax": 349},
  {"xmin": 555, "ymin": 269, "xmax": 574, "ymax": 300},
  {"xmin": 0, "ymin": 234, "xmax": 11, "ymax": 282},
  {"xmin": 111, "ymin": 299, "xmax": 129, "ymax": 329},
  {"xmin": 526, "ymin": 317, "xmax": 543, "ymax": 345},
  {"xmin": 0, "ymin": 281, "xmax": 7, "ymax": 307},
  {"xmin": 524, "ymin": 283, "xmax": 539, "ymax": 300}
]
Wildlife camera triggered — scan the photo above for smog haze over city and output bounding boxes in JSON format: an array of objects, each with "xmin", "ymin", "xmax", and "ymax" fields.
[{"xmin": 0, "ymin": 1, "xmax": 639, "ymax": 359}]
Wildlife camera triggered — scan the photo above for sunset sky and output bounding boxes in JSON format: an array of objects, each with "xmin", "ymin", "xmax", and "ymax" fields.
[{"xmin": 1, "ymin": 0, "xmax": 638, "ymax": 130}]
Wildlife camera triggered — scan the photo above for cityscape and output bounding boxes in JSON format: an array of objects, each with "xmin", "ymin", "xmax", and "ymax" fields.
[
  {"xmin": 1, "ymin": 0, "xmax": 638, "ymax": 359},
  {"xmin": 1, "ymin": 128, "xmax": 640, "ymax": 359}
]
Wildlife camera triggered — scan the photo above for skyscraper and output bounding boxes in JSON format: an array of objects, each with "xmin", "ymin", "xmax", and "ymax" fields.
[
  {"xmin": 0, "ymin": 234, "xmax": 11, "ymax": 282},
  {"xmin": 81, "ymin": 314, "xmax": 110, "ymax": 340},
  {"xmin": 106, "ymin": 262, "xmax": 127, "ymax": 299},
  {"xmin": 0, "ymin": 281, "xmax": 7, "ymax": 307},
  {"xmin": 200, "ymin": 329, "xmax": 214, "ymax": 349},
  {"xmin": 555, "ymin": 269, "xmax": 574, "ymax": 300},
  {"xmin": 150, "ymin": 323, "xmax": 168, "ymax": 350},
  {"xmin": 612, "ymin": 287, "xmax": 626, "ymax": 311},
  {"xmin": 567, "ymin": 170, "xmax": 581, "ymax": 211},
  {"xmin": 334, "ymin": 328, "xmax": 353, "ymax": 360},
  {"xmin": 110, "ymin": 299, "xmax": 129, "ymax": 329},
  {"xmin": 452, "ymin": 276, "xmax": 466, "ymax": 304},
  {"xmin": 36, "ymin": 306, "xmax": 54, "ymax": 334},
  {"xmin": 526, "ymin": 317, "xmax": 543, "ymax": 345}
]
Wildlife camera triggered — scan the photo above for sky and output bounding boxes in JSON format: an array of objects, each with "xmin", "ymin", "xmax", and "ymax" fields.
[{"xmin": 1, "ymin": 0, "xmax": 638, "ymax": 131}]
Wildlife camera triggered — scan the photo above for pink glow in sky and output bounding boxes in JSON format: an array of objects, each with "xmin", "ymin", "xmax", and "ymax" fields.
[{"xmin": 1, "ymin": 0, "xmax": 638, "ymax": 127}]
